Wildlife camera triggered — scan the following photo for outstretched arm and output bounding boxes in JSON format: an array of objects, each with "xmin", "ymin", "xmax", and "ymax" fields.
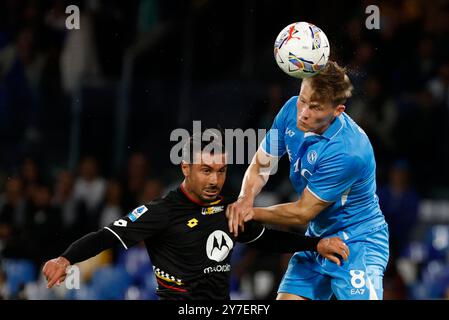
[
  {"xmin": 240, "ymin": 224, "xmax": 349, "ymax": 265},
  {"xmin": 229, "ymin": 188, "xmax": 331, "ymax": 237},
  {"xmin": 42, "ymin": 229, "xmax": 118, "ymax": 288},
  {"xmin": 252, "ymin": 188, "xmax": 331, "ymax": 225}
]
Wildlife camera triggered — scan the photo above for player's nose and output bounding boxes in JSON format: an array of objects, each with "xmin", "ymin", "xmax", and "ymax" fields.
[
  {"xmin": 300, "ymin": 106, "xmax": 310, "ymax": 119},
  {"xmin": 208, "ymin": 173, "xmax": 218, "ymax": 184}
]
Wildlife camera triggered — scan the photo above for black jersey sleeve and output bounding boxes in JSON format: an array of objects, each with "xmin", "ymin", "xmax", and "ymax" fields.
[
  {"xmin": 61, "ymin": 229, "xmax": 118, "ymax": 264},
  {"xmin": 235, "ymin": 220, "xmax": 265, "ymax": 243},
  {"xmin": 104, "ymin": 203, "xmax": 170, "ymax": 249},
  {"xmin": 236, "ymin": 221, "xmax": 321, "ymax": 253}
]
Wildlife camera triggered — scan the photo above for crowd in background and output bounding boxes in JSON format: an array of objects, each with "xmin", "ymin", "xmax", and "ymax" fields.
[{"xmin": 1, "ymin": 0, "xmax": 449, "ymax": 299}]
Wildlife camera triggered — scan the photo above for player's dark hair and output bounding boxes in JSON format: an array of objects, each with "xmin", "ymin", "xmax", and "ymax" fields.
[
  {"xmin": 182, "ymin": 129, "xmax": 226, "ymax": 164},
  {"xmin": 307, "ymin": 60, "xmax": 353, "ymax": 107}
]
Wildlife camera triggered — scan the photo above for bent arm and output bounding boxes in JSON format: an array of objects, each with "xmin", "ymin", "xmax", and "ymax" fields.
[
  {"xmin": 253, "ymin": 188, "xmax": 332, "ymax": 225},
  {"xmin": 239, "ymin": 148, "xmax": 279, "ymax": 202}
]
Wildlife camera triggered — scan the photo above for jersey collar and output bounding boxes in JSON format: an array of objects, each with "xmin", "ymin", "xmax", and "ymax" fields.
[
  {"xmin": 321, "ymin": 113, "xmax": 345, "ymax": 140},
  {"xmin": 179, "ymin": 183, "xmax": 223, "ymax": 206}
]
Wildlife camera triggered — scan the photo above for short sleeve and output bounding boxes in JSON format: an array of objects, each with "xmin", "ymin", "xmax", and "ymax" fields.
[
  {"xmin": 104, "ymin": 204, "xmax": 169, "ymax": 249},
  {"xmin": 307, "ymin": 152, "xmax": 362, "ymax": 203},
  {"xmin": 261, "ymin": 97, "xmax": 296, "ymax": 157}
]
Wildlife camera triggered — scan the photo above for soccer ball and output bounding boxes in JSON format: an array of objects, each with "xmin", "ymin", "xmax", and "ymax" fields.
[{"xmin": 274, "ymin": 22, "xmax": 330, "ymax": 79}]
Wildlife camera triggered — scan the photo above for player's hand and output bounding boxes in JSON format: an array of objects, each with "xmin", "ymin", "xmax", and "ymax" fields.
[
  {"xmin": 226, "ymin": 196, "xmax": 254, "ymax": 237},
  {"xmin": 316, "ymin": 237, "xmax": 349, "ymax": 266},
  {"xmin": 42, "ymin": 256, "xmax": 71, "ymax": 288}
]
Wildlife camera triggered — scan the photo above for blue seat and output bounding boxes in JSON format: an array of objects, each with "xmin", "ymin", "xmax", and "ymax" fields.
[
  {"xmin": 420, "ymin": 261, "xmax": 449, "ymax": 299},
  {"xmin": 424, "ymin": 225, "xmax": 449, "ymax": 261},
  {"xmin": 117, "ymin": 246, "xmax": 153, "ymax": 285},
  {"xmin": 399, "ymin": 241, "xmax": 429, "ymax": 263},
  {"xmin": 1, "ymin": 259, "xmax": 36, "ymax": 297},
  {"xmin": 65, "ymin": 284, "xmax": 99, "ymax": 300},
  {"xmin": 90, "ymin": 265, "xmax": 132, "ymax": 300}
]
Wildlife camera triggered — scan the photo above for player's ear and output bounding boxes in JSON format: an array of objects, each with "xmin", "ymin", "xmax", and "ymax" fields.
[
  {"xmin": 181, "ymin": 161, "xmax": 190, "ymax": 177},
  {"xmin": 334, "ymin": 104, "xmax": 345, "ymax": 117}
]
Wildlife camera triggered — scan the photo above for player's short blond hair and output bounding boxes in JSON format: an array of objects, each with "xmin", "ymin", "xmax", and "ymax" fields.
[{"xmin": 306, "ymin": 61, "xmax": 353, "ymax": 107}]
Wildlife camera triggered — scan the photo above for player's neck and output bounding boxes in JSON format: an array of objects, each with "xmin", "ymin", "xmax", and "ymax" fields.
[
  {"xmin": 180, "ymin": 181, "xmax": 208, "ymax": 206},
  {"xmin": 314, "ymin": 116, "xmax": 336, "ymax": 135}
]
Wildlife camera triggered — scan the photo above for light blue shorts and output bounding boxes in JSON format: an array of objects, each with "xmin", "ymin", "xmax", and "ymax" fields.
[{"xmin": 278, "ymin": 224, "xmax": 389, "ymax": 300}]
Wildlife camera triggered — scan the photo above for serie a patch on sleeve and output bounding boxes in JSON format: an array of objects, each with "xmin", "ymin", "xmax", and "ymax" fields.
[{"xmin": 127, "ymin": 205, "xmax": 148, "ymax": 222}]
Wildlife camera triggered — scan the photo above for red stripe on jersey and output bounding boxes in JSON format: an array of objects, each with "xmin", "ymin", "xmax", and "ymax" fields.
[{"xmin": 156, "ymin": 278, "xmax": 188, "ymax": 293}]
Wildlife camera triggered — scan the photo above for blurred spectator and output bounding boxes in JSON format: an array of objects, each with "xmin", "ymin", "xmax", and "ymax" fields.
[
  {"xmin": 20, "ymin": 158, "xmax": 42, "ymax": 199},
  {"xmin": 23, "ymin": 184, "xmax": 62, "ymax": 268},
  {"xmin": 0, "ymin": 26, "xmax": 45, "ymax": 162},
  {"xmin": 123, "ymin": 152, "xmax": 149, "ymax": 211},
  {"xmin": 378, "ymin": 161, "xmax": 420, "ymax": 257},
  {"xmin": 348, "ymin": 76, "xmax": 398, "ymax": 161},
  {"xmin": 139, "ymin": 179, "xmax": 164, "ymax": 204},
  {"xmin": 428, "ymin": 61, "xmax": 449, "ymax": 112},
  {"xmin": 98, "ymin": 179, "xmax": 123, "ymax": 228},
  {"xmin": 60, "ymin": 7, "xmax": 100, "ymax": 94},
  {"xmin": 393, "ymin": 89, "xmax": 448, "ymax": 191},
  {"xmin": 0, "ymin": 177, "xmax": 27, "ymax": 259},
  {"xmin": 52, "ymin": 170, "xmax": 87, "ymax": 241},
  {"xmin": 73, "ymin": 156, "xmax": 106, "ymax": 230}
]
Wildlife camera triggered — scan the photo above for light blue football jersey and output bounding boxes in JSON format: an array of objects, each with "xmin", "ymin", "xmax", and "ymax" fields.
[{"xmin": 262, "ymin": 96, "xmax": 387, "ymax": 238}]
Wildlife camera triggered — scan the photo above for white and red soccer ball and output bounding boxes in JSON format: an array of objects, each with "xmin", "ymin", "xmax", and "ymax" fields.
[{"xmin": 274, "ymin": 22, "xmax": 330, "ymax": 79}]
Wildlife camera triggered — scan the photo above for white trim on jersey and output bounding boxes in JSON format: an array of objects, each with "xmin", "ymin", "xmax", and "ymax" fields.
[
  {"xmin": 241, "ymin": 227, "xmax": 266, "ymax": 244},
  {"xmin": 328, "ymin": 116, "xmax": 345, "ymax": 140},
  {"xmin": 259, "ymin": 140, "xmax": 283, "ymax": 159},
  {"xmin": 104, "ymin": 227, "xmax": 128, "ymax": 250},
  {"xmin": 367, "ymin": 275, "xmax": 379, "ymax": 300},
  {"xmin": 306, "ymin": 185, "xmax": 333, "ymax": 203}
]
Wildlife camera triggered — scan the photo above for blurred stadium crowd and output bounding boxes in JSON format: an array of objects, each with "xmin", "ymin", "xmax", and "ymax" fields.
[{"xmin": 1, "ymin": 0, "xmax": 449, "ymax": 299}]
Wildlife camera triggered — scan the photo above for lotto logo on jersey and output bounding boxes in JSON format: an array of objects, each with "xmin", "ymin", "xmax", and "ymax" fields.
[
  {"xmin": 201, "ymin": 206, "xmax": 224, "ymax": 215},
  {"xmin": 127, "ymin": 205, "xmax": 148, "ymax": 222}
]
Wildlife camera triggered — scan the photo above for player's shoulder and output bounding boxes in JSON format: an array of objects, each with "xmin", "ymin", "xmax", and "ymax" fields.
[
  {"xmin": 320, "ymin": 140, "xmax": 364, "ymax": 169},
  {"xmin": 272, "ymin": 96, "xmax": 298, "ymax": 128},
  {"xmin": 282, "ymin": 96, "xmax": 298, "ymax": 113},
  {"xmin": 136, "ymin": 190, "xmax": 178, "ymax": 214}
]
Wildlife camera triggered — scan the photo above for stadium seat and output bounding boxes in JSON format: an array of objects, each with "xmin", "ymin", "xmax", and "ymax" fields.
[
  {"xmin": 424, "ymin": 225, "xmax": 449, "ymax": 261},
  {"xmin": 90, "ymin": 265, "xmax": 132, "ymax": 300},
  {"xmin": 117, "ymin": 245, "xmax": 152, "ymax": 280},
  {"xmin": 1, "ymin": 259, "xmax": 36, "ymax": 298},
  {"xmin": 419, "ymin": 260, "xmax": 449, "ymax": 299},
  {"xmin": 65, "ymin": 284, "xmax": 99, "ymax": 300}
]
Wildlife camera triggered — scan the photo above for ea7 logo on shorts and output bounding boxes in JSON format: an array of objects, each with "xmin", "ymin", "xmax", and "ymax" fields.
[
  {"xmin": 127, "ymin": 205, "xmax": 148, "ymax": 222},
  {"xmin": 350, "ymin": 270, "xmax": 366, "ymax": 295}
]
